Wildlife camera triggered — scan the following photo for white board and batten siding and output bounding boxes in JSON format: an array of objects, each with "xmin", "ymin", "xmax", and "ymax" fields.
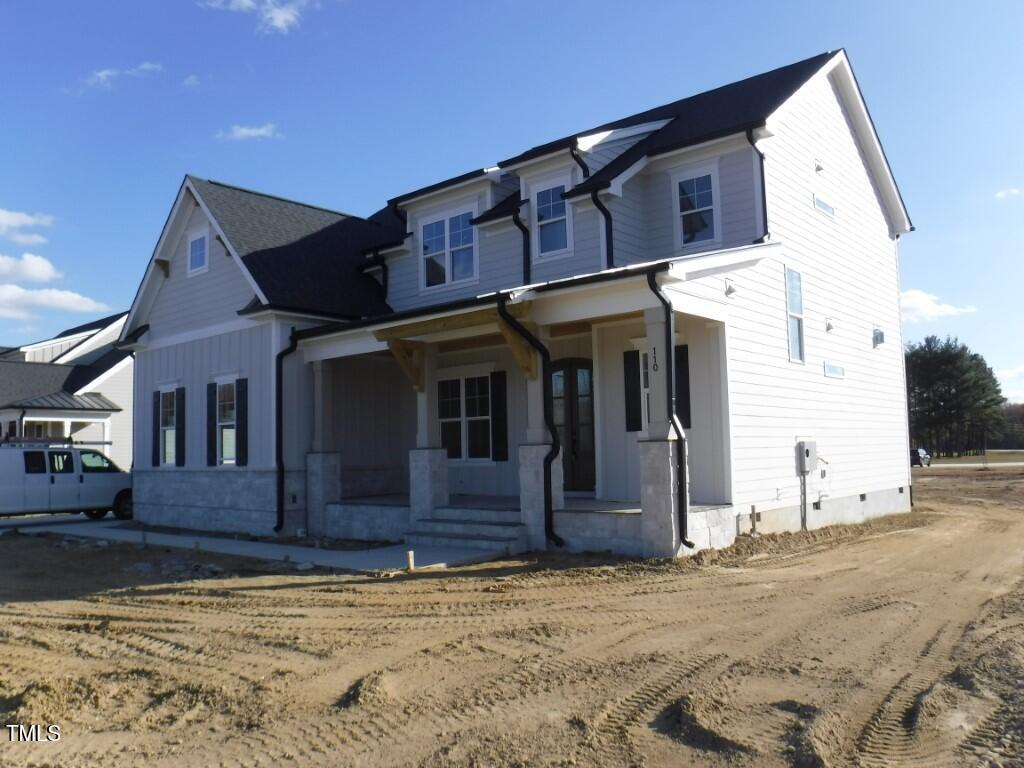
[
  {"xmin": 670, "ymin": 70, "xmax": 910, "ymax": 514},
  {"xmin": 146, "ymin": 205, "xmax": 257, "ymax": 338},
  {"xmin": 133, "ymin": 323, "xmax": 274, "ymax": 470},
  {"xmin": 96, "ymin": 360, "xmax": 135, "ymax": 470}
]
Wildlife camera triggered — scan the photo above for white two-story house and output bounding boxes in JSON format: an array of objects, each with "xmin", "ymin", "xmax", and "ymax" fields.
[{"xmin": 118, "ymin": 50, "xmax": 913, "ymax": 557}]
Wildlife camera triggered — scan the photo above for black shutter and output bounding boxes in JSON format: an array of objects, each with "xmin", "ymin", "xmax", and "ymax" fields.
[
  {"xmin": 489, "ymin": 371, "xmax": 508, "ymax": 461},
  {"xmin": 174, "ymin": 386, "xmax": 186, "ymax": 467},
  {"xmin": 674, "ymin": 344, "xmax": 692, "ymax": 429},
  {"xmin": 623, "ymin": 350, "xmax": 642, "ymax": 432},
  {"xmin": 151, "ymin": 391, "xmax": 160, "ymax": 467},
  {"xmin": 236, "ymin": 378, "xmax": 248, "ymax": 467},
  {"xmin": 206, "ymin": 383, "xmax": 217, "ymax": 467}
]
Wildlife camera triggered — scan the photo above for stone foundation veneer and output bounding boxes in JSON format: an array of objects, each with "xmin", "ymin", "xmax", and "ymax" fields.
[
  {"xmin": 638, "ymin": 439, "xmax": 684, "ymax": 558},
  {"xmin": 409, "ymin": 448, "xmax": 449, "ymax": 517},
  {"xmin": 306, "ymin": 452, "xmax": 342, "ymax": 538},
  {"xmin": 518, "ymin": 444, "xmax": 564, "ymax": 551}
]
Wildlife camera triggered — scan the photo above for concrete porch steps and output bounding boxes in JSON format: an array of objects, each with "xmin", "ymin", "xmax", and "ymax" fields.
[
  {"xmin": 406, "ymin": 516, "xmax": 528, "ymax": 554},
  {"xmin": 428, "ymin": 507, "xmax": 522, "ymax": 524}
]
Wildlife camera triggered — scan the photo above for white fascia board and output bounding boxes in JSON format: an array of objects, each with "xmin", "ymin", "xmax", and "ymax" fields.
[
  {"xmin": 608, "ymin": 156, "xmax": 649, "ymax": 197},
  {"xmin": 121, "ymin": 179, "xmax": 191, "ymax": 340},
  {"xmin": 185, "ymin": 178, "xmax": 270, "ymax": 304},
  {"xmin": 73, "ymin": 355, "xmax": 133, "ymax": 396},
  {"xmin": 576, "ymin": 119, "xmax": 671, "ymax": 152},
  {"xmin": 56, "ymin": 316, "xmax": 126, "ymax": 363},
  {"xmin": 769, "ymin": 51, "xmax": 911, "ymax": 234},
  {"xmin": 19, "ymin": 329, "xmax": 94, "ymax": 352},
  {"xmin": 302, "ymin": 330, "xmax": 386, "ymax": 363},
  {"xmin": 665, "ymin": 241, "xmax": 780, "ymax": 282},
  {"xmin": 394, "ymin": 170, "xmax": 500, "ymax": 210}
]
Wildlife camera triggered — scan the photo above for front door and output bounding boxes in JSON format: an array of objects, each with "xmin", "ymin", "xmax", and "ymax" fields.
[{"xmin": 552, "ymin": 359, "xmax": 595, "ymax": 492}]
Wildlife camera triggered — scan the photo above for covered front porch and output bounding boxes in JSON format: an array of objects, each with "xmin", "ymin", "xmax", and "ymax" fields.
[{"xmin": 298, "ymin": 250, "xmax": 766, "ymax": 556}]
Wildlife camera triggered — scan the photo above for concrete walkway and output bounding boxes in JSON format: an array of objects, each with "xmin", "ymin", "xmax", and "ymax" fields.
[{"xmin": 5, "ymin": 517, "xmax": 496, "ymax": 571}]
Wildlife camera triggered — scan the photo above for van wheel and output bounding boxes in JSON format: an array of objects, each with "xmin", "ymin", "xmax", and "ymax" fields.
[
  {"xmin": 113, "ymin": 491, "xmax": 133, "ymax": 521},
  {"xmin": 83, "ymin": 509, "xmax": 108, "ymax": 520}
]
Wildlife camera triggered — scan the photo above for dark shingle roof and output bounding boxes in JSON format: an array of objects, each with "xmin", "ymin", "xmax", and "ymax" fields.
[
  {"xmin": 500, "ymin": 51, "xmax": 836, "ymax": 175},
  {"xmin": 471, "ymin": 190, "xmax": 523, "ymax": 225},
  {"xmin": 189, "ymin": 177, "xmax": 399, "ymax": 318},
  {"xmin": 0, "ymin": 346, "xmax": 130, "ymax": 412},
  {"xmin": 55, "ymin": 311, "xmax": 128, "ymax": 339}
]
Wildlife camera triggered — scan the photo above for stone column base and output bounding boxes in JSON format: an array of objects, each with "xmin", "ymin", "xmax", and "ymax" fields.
[
  {"xmin": 518, "ymin": 444, "xmax": 564, "ymax": 551},
  {"xmin": 306, "ymin": 452, "xmax": 342, "ymax": 538},
  {"xmin": 639, "ymin": 439, "xmax": 686, "ymax": 558},
  {"xmin": 410, "ymin": 448, "xmax": 449, "ymax": 517}
]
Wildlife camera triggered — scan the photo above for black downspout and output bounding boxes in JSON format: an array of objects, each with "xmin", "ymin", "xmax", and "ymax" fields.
[
  {"xmin": 746, "ymin": 129, "xmax": 770, "ymax": 244},
  {"xmin": 274, "ymin": 327, "xmax": 298, "ymax": 533},
  {"xmin": 512, "ymin": 206, "xmax": 530, "ymax": 285},
  {"xmin": 569, "ymin": 143, "xmax": 590, "ymax": 179},
  {"xmin": 495, "ymin": 296, "xmax": 564, "ymax": 547},
  {"xmin": 646, "ymin": 269, "xmax": 695, "ymax": 549},
  {"xmin": 591, "ymin": 190, "xmax": 614, "ymax": 270}
]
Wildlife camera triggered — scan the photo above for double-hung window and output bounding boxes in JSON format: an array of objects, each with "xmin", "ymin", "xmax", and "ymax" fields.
[
  {"xmin": 188, "ymin": 230, "xmax": 208, "ymax": 275},
  {"xmin": 678, "ymin": 173, "xmax": 716, "ymax": 245},
  {"xmin": 160, "ymin": 390, "xmax": 176, "ymax": 465},
  {"xmin": 217, "ymin": 381, "xmax": 236, "ymax": 465},
  {"xmin": 438, "ymin": 376, "xmax": 491, "ymax": 460},
  {"xmin": 422, "ymin": 212, "xmax": 475, "ymax": 288},
  {"xmin": 786, "ymin": 267, "xmax": 805, "ymax": 362},
  {"xmin": 536, "ymin": 184, "xmax": 568, "ymax": 255}
]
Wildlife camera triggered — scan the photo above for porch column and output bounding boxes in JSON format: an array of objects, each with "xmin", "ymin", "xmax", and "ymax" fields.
[
  {"xmin": 307, "ymin": 359, "xmax": 341, "ymax": 537},
  {"xmin": 639, "ymin": 306, "xmax": 688, "ymax": 557},
  {"xmin": 411, "ymin": 344, "xmax": 448, "ymax": 516},
  {"xmin": 518, "ymin": 326, "xmax": 563, "ymax": 551}
]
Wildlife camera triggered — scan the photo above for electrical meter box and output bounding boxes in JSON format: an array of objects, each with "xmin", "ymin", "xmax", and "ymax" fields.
[{"xmin": 797, "ymin": 441, "xmax": 817, "ymax": 474}]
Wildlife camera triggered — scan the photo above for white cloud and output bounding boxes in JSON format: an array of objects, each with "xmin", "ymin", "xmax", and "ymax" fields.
[
  {"xmin": 995, "ymin": 188, "xmax": 1021, "ymax": 200},
  {"xmin": 200, "ymin": 0, "xmax": 311, "ymax": 34},
  {"xmin": 997, "ymin": 365, "xmax": 1024, "ymax": 402},
  {"xmin": 216, "ymin": 122, "xmax": 284, "ymax": 141},
  {"xmin": 183, "ymin": 74, "xmax": 200, "ymax": 88},
  {"xmin": 83, "ymin": 61, "xmax": 163, "ymax": 90},
  {"xmin": 900, "ymin": 289, "xmax": 977, "ymax": 324},
  {"xmin": 0, "ymin": 254, "xmax": 62, "ymax": 283},
  {"xmin": 0, "ymin": 208, "xmax": 55, "ymax": 246},
  {"xmin": 0, "ymin": 285, "xmax": 108, "ymax": 321}
]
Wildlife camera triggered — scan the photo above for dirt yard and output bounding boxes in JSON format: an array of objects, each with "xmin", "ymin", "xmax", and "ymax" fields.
[{"xmin": 1, "ymin": 468, "xmax": 1022, "ymax": 767}]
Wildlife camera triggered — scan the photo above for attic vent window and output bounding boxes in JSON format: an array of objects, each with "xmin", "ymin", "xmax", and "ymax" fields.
[{"xmin": 188, "ymin": 231, "xmax": 209, "ymax": 276}]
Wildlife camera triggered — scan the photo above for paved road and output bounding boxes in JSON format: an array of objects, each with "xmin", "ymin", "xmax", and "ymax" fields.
[
  {"xmin": 11, "ymin": 517, "xmax": 494, "ymax": 571},
  {"xmin": 924, "ymin": 461, "xmax": 1024, "ymax": 469}
]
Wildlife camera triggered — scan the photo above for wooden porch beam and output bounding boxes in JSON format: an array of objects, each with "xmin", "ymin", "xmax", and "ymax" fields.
[
  {"xmin": 373, "ymin": 302, "xmax": 530, "ymax": 342},
  {"xmin": 497, "ymin": 318, "xmax": 539, "ymax": 381},
  {"xmin": 386, "ymin": 339, "xmax": 426, "ymax": 392}
]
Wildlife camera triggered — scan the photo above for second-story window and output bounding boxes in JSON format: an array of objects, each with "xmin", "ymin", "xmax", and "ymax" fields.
[
  {"xmin": 786, "ymin": 267, "xmax": 805, "ymax": 363},
  {"xmin": 536, "ymin": 185, "xmax": 568, "ymax": 255},
  {"xmin": 679, "ymin": 174, "xmax": 716, "ymax": 245},
  {"xmin": 423, "ymin": 212, "xmax": 475, "ymax": 288},
  {"xmin": 188, "ymin": 231, "xmax": 208, "ymax": 275}
]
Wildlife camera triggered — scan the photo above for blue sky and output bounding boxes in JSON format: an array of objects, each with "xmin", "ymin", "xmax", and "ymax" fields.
[{"xmin": 1, "ymin": 1, "xmax": 1021, "ymax": 399}]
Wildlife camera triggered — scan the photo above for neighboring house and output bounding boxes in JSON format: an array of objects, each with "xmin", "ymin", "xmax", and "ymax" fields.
[
  {"xmin": 0, "ymin": 313, "xmax": 134, "ymax": 469},
  {"xmin": 119, "ymin": 50, "xmax": 913, "ymax": 557}
]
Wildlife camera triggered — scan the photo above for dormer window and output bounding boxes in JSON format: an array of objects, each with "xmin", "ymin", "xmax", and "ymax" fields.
[
  {"xmin": 188, "ymin": 230, "xmax": 208, "ymax": 276},
  {"xmin": 422, "ymin": 211, "xmax": 476, "ymax": 289},
  {"xmin": 671, "ymin": 162, "xmax": 720, "ymax": 251},
  {"xmin": 536, "ymin": 185, "xmax": 568, "ymax": 255}
]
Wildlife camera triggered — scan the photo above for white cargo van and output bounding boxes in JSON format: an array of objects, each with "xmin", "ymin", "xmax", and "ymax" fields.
[{"xmin": 0, "ymin": 443, "xmax": 132, "ymax": 520}]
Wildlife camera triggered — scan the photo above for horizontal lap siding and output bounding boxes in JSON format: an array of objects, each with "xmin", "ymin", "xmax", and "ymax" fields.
[
  {"xmin": 133, "ymin": 324, "xmax": 273, "ymax": 470},
  {"xmin": 531, "ymin": 204, "xmax": 602, "ymax": 284},
  {"xmin": 702, "ymin": 72, "xmax": 908, "ymax": 510},
  {"xmin": 147, "ymin": 206, "xmax": 256, "ymax": 338}
]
